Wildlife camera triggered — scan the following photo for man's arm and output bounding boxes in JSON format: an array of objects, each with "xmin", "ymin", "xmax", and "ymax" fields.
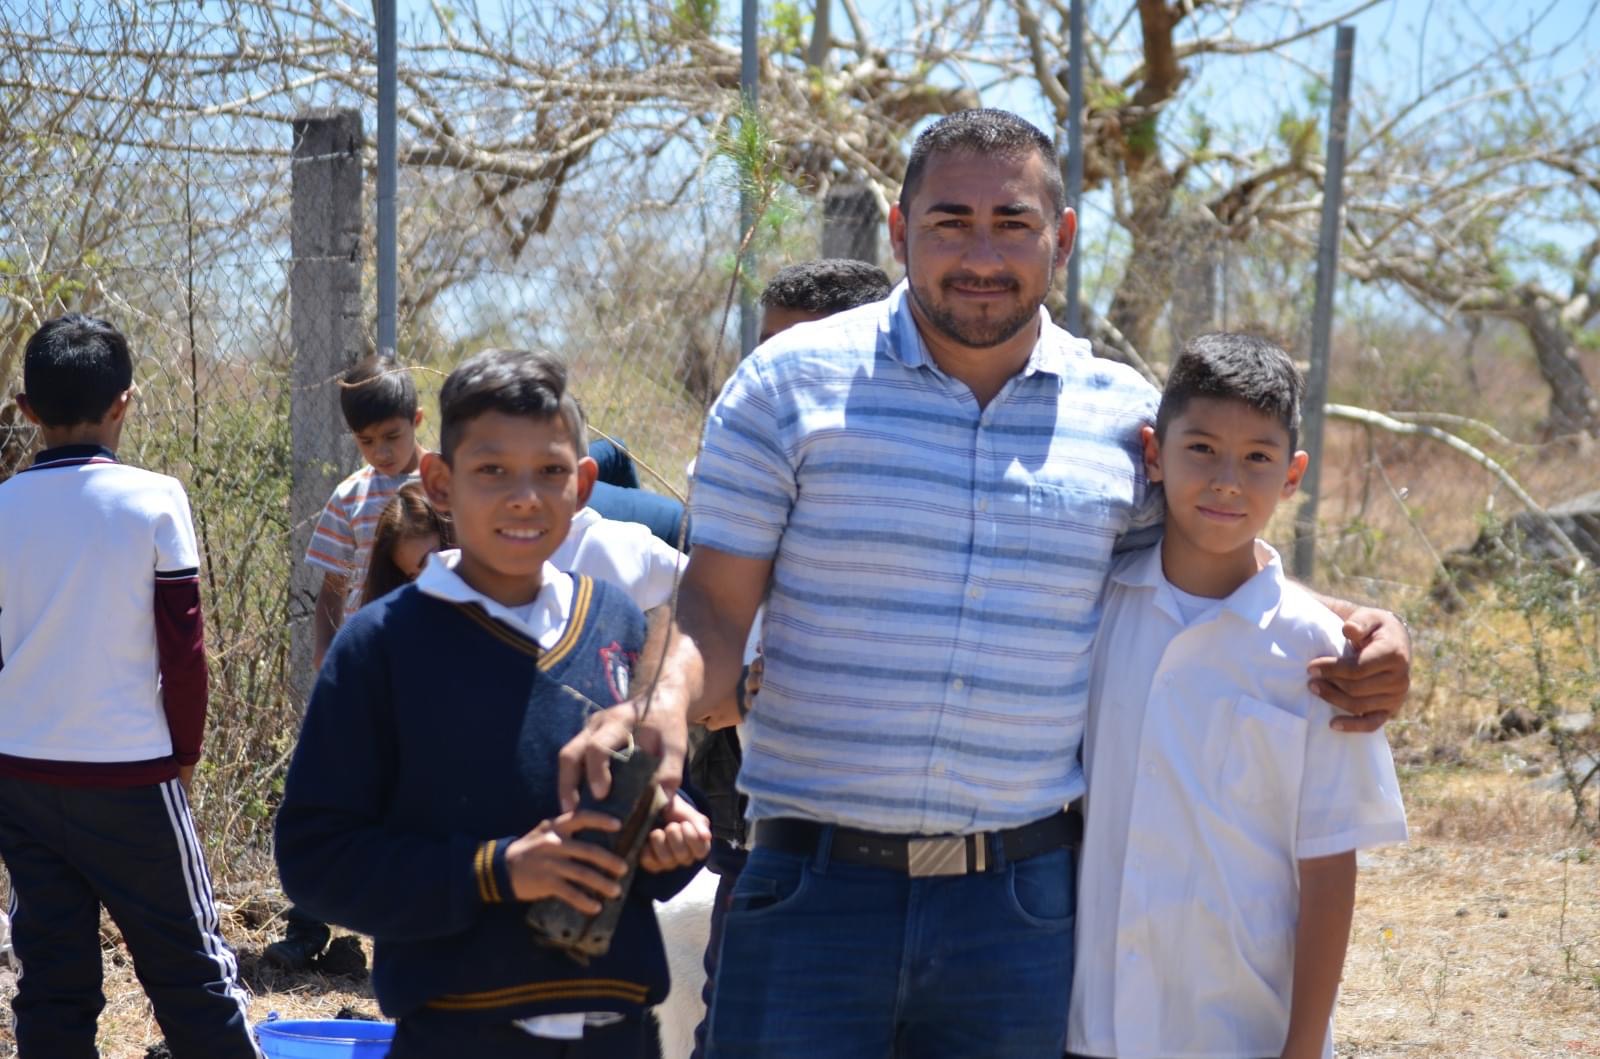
[
  {"xmin": 1281, "ymin": 851, "xmax": 1357, "ymax": 1059},
  {"xmin": 557, "ymin": 545, "xmax": 771, "ymax": 810},
  {"xmin": 1303, "ymin": 591, "xmax": 1411, "ymax": 732},
  {"xmin": 311, "ymin": 571, "xmax": 348, "ymax": 672}
]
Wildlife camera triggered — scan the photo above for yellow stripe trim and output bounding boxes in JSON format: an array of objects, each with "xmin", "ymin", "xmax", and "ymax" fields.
[
  {"xmin": 472, "ymin": 843, "xmax": 490, "ymax": 902},
  {"xmin": 433, "ymin": 977, "xmax": 650, "ymax": 1003},
  {"xmin": 428, "ymin": 982, "xmax": 650, "ymax": 1011},
  {"xmin": 538, "ymin": 575, "xmax": 592, "ymax": 671},
  {"xmin": 452, "ymin": 604, "xmax": 541, "ymax": 659},
  {"xmin": 474, "ymin": 842, "xmax": 501, "ymax": 903}
]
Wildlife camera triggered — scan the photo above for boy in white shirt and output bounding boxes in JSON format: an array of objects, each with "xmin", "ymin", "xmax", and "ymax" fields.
[{"xmin": 1068, "ymin": 332, "xmax": 1408, "ymax": 1059}]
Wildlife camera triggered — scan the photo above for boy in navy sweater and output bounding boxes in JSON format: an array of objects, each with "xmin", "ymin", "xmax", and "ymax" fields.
[{"xmin": 275, "ymin": 347, "xmax": 711, "ymax": 1057}]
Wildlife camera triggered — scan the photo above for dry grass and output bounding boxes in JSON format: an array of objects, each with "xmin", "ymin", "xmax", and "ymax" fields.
[{"xmin": 1341, "ymin": 766, "xmax": 1600, "ymax": 1057}]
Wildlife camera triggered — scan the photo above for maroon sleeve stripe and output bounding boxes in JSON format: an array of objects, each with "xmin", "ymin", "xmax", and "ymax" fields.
[{"xmin": 154, "ymin": 579, "xmax": 208, "ymax": 765}]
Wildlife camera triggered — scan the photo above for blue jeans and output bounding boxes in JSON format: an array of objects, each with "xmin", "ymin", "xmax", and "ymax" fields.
[{"xmin": 705, "ymin": 832, "xmax": 1075, "ymax": 1059}]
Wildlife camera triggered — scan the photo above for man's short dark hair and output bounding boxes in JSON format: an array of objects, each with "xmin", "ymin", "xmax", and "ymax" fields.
[
  {"xmin": 760, "ymin": 259, "xmax": 893, "ymax": 314},
  {"xmin": 438, "ymin": 348, "xmax": 586, "ymax": 461},
  {"xmin": 899, "ymin": 109, "xmax": 1064, "ymax": 216},
  {"xmin": 1156, "ymin": 332, "xmax": 1304, "ymax": 451},
  {"xmin": 22, "ymin": 314, "xmax": 134, "ymax": 428},
  {"xmin": 339, "ymin": 355, "xmax": 418, "ymax": 433}
]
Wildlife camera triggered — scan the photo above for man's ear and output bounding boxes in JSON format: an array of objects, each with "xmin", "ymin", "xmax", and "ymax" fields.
[
  {"xmin": 1055, "ymin": 207, "xmax": 1077, "ymax": 269},
  {"xmin": 1282, "ymin": 449, "xmax": 1310, "ymax": 498},
  {"xmin": 888, "ymin": 203, "xmax": 908, "ymax": 267},
  {"xmin": 575, "ymin": 455, "xmax": 598, "ymax": 510},
  {"xmin": 14, "ymin": 393, "xmax": 41, "ymax": 427},
  {"xmin": 1140, "ymin": 424, "xmax": 1163, "ymax": 484},
  {"xmin": 420, "ymin": 451, "xmax": 452, "ymax": 513}
]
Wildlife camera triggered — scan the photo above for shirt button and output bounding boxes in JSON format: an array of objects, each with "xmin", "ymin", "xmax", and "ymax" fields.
[
  {"xmin": 951, "ymin": 677, "xmax": 965, "ymax": 691},
  {"xmin": 976, "ymin": 497, "xmax": 989, "ymax": 512},
  {"xmin": 968, "ymin": 585, "xmax": 983, "ymax": 600},
  {"xmin": 931, "ymin": 761, "xmax": 947, "ymax": 776}
]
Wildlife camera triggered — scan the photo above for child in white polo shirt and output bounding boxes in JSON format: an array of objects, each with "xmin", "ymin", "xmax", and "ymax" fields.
[
  {"xmin": 1068, "ymin": 333, "xmax": 1407, "ymax": 1059},
  {"xmin": 0, "ymin": 314, "xmax": 258, "ymax": 1057}
]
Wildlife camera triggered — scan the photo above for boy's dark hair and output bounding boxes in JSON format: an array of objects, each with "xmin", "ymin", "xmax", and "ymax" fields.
[
  {"xmin": 1156, "ymin": 332, "xmax": 1304, "ymax": 451},
  {"xmin": 438, "ymin": 347, "xmax": 586, "ymax": 461},
  {"xmin": 339, "ymin": 355, "xmax": 418, "ymax": 433},
  {"xmin": 22, "ymin": 314, "xmax": 134, "ymax": 427},
  {"xmin": 899, "ymin": 109, "xmax": 1064, "ymax": 216},
  {"xmin": 760, "ymin": 259, "xmax": 893, "ymax": 313}
]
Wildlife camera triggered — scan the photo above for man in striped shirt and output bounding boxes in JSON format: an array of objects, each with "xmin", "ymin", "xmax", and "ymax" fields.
[{"xmin": 561, "ymin": 109, "xmax": 1412, "ymax": 1057}]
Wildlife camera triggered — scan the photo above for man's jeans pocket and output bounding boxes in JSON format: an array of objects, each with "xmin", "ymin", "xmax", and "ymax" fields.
[
  {"xmin": 728, "ymin": 849, "xmax": 810, "ymax": 917},
  {"xmin": 1005, "ymin": 847, "xmax": 1074, "ymax": 928}
]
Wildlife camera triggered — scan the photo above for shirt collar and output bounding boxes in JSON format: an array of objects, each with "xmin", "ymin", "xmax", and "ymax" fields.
[
  {"xmin": 1113, "ymin": 539, "xmax": 1286, "ymax": 631},
  {"xmin": 878, "ymin": 279, "xmax": 1090, "ymax": 379},
  {"xmin": 414, "ymin": 549, "xmax": 574, "ymax": 645},
  {"xmin": 28, "ymin": 443, "xmax": 118, "ymax": 470}
]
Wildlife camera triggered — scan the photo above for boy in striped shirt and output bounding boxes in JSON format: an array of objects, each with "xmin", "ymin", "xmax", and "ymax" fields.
[
  {"xmin": 269, "ymin": 355, "xmax": 428, "ymax": 971},
  {"xmin": 305, "ymin": 355, "xmax": 429, "ymax": 670}
]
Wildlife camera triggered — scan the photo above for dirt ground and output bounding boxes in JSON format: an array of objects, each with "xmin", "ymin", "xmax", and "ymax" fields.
[{"xmin": 0, "ymin": 750, "xmax": 1595, "ymax": 1058}]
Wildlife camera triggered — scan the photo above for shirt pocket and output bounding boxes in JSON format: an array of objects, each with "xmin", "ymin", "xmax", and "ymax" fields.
[
  {"xmin": 994, "ymin": 484, "xmax": 1117, "ymax": 620},
  {"xmin": 1220, "ymin": 695, "xmax": 1308, "ymax": 807}
]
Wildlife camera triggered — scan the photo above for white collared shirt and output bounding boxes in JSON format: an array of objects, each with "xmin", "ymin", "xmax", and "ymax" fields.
[
  {"xmin": 553, "ymin": 507, "xmax": 685, "ymax": 613},
  {"xmin": 414, "ymin": 551, "xmax": 572, "ymax": 648},
  {"xmin": 1068, "ymin": 541, "xmax": 1407, "ymax": 1059}
]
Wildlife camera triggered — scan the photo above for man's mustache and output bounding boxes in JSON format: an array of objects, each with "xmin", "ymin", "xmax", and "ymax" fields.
[{"xmin": 940, "ymin": 273, "xmax": 1020, "ymax": 291}]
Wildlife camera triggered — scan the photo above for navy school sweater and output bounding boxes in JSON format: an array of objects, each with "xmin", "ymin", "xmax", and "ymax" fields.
[{"xmin": 274, "ymin": 575, "xmax": 699, "ymax": 1022}]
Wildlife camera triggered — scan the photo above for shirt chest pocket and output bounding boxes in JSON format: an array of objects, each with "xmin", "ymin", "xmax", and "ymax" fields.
[
  {"xmin": 1220, "ymin": 695, "xmax": 1307, "ymax": 807},
  {"xmin": 991, "ymin": 484, "xmax": 1118, "ymax": 612}
]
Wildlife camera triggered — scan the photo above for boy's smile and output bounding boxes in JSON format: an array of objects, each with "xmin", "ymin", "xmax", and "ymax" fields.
[
  {"xmin": 420, "ymin": 411, "xmax": 596, "ymax": 607},
  {"xmin": 1142, "ymin": 396, "xmax": 1308, "ymax": 599}
]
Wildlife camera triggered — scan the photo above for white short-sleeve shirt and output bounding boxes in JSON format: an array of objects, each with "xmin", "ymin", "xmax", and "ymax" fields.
[
  {"xmin": 551, "ymin": 506, "xmax": 684, "ymax": 613},
  {"xmin": 1068, "ymin": 541, "xmax": 1407, "ymax": 1059}
]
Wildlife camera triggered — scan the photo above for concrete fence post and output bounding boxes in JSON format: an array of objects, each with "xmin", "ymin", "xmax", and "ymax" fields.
[
  {"xmin": 821, "ymin": 182, "xmax": 880, "ymax": 266},
  {"xmin": 288, "ymin": 108, "xmax": 363, "ymax": 709}
]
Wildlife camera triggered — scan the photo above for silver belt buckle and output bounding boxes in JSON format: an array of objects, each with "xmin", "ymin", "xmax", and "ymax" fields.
[{"xmin": 906, "ymin": 835, "xmax": 968, "ymax": 877}]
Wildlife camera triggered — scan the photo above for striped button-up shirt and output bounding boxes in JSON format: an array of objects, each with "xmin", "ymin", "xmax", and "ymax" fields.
[{"xmin": 691, "ymin": 282, "xmax": 1162, "ymax": 833}]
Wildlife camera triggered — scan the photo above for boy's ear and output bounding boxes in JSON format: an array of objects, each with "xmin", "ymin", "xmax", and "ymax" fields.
[
  {"xmin": 14, "ymin": 393, "xmax": 41, "ymax": 427},
  {"xmin": 413, "ymin": 408, "xmax": 424, "ymax": 428},
  {"xmin": 420, "ymin": 451, "xmax": 452, "ymax": 513},
  {"xmin": 1282, "ymin": 449, "xmax": 1310, "ymax": 498},
  {"xmin": 103, "ymin": 388, "xmax": 134, "ymax": 425},
  {"xmin": 574, "ymin": 455, "xmax": 598, "ymax": 510},
  {"xmin": 1139, "ymin": 424, "xmax": 1163, "ymax": 483}
]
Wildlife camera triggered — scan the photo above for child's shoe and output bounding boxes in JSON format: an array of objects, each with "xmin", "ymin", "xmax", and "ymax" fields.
[{"xmin": 263, "ymin": 916, "xmax": 330, "ymax": 971}]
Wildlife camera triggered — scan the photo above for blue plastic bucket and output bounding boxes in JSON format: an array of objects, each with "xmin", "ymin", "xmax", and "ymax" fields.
[{"xmin": 254, "ymin": 1016, "xmax": 395, "ymax": 1058}]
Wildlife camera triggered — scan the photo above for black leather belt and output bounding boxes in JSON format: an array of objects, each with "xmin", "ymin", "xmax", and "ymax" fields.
[{"xmin": 752, "ymin": 808, "xmax": 1082, "ymax": 878}]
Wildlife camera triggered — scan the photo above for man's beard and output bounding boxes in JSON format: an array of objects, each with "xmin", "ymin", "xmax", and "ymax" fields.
[{"xmin": 907, "ymin": 263, "xmax": 1053, "ymax": 349}]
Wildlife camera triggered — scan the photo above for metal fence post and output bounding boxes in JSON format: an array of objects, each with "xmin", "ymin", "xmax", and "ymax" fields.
[
  {"xmin": 1293, "ymin": 25, "xmax": 1356, "ymax": 580},
  {"xmin": 289, "ymin": 108, "xmax": 364, "ymax": 709},
  {"xmin": 1065, "ymin": 0, "xmax": 1084, "ymax": 336},
  {"xmin": 739, "ymin": 0, "xmax": 759, "ymax": 357}
]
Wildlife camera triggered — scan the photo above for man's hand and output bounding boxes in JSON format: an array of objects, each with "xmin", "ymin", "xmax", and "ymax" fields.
[
  {"xmin": 1308, "ymin": 606, "xmax": 1411, "ymax": 732},
  {"xmin": 557, "ymin": 698, "xmax": 689, "ymax": 813},
  {"xmin": 640, "ymin": 794, "xmax": 712, "ymax": 873},
  {"xmin": 177, "ymin": 764, "xmax": 195, "ymax": 791},
  {"xmin": 505, "ymin": 810, "xmax": 628, "ymax": 913}
]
